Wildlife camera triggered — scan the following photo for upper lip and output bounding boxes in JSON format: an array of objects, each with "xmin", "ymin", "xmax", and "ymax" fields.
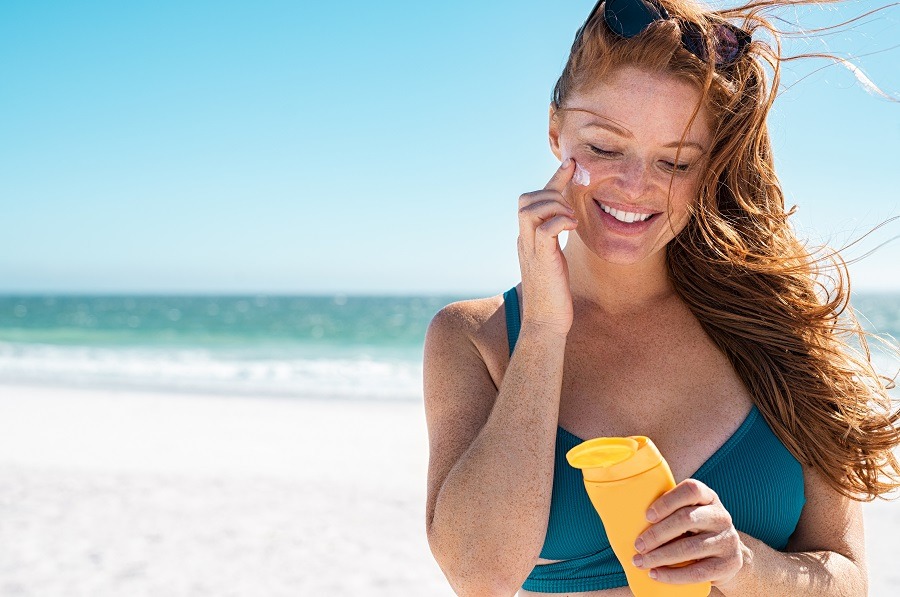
[{"xmin": 595, "ymin": 199, "xmax": 661, "ymax": 215}]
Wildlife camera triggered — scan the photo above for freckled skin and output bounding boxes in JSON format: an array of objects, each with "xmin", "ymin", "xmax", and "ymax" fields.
[
  {"xmin": 514, "ymin": 67, "xmax": 727, "ymax": 596},
  {"xmin": 549, "ymin": 65, "xmax": 714, "ymax": 270},
  {"xmin": 573, "ymin": 162, "xmax": 591, "ymax": 186},
  {"xmin": 428, "ymin": 67, "xmax": 749, "ymax": 597},
  {"xmin": 432, "ymin": 62, "xmax": 865, "ymax": 597}
]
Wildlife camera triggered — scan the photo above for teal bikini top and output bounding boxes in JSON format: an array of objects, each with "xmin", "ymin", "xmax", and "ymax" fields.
[{"xmin": 502, "ymin": 286, "xmax": 806, "ymax": 594}]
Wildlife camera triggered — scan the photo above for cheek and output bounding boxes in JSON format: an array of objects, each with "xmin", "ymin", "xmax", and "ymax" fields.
[
  {"xmin": 660, "ymin": 191, "xmax": 700, "ymax": 239},
  {"xmin": 573, "ymin": 162, "xmax": 591, "ymax": 186},
  {"xmin": 667, "ymin": 176, "xmax": 703, "ymax": 215},
  {"xmin": 561, "ymin": 146, "xmax": 606, "ymax": 188}
]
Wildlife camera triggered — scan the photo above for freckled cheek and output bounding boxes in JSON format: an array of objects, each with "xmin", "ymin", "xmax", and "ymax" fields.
[
  {"xmin": 565, "ymin": 162, "xmax": 607, "ymax": 211},
  {"xmin": 564, "ymin": 153, "xmax": 701, "ymax": 215},
  {"xmin": 567, "ymin": 157, "xmax": 613, "ymax": 190},
  {"xmin": 572, "ymin": 162, "xmax": 591, "ymax": 186},
  {"xmin": 669, "ymin": 175, "xmax": 704, "ymax": 216},
  {"xmin": 661, "ymin": 191, "xmax": 701, "ymax": 239}
]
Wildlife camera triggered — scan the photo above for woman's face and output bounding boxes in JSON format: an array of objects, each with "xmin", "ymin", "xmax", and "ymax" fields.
[{"xmin": 549, "ymin": 65, "xmax": 714, "ymax": 265}]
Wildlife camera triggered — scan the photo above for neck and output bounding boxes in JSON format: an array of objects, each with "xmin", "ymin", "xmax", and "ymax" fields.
[{"xmin": 562, "ymin": 234, "xmax": 677, "ymax": 316}]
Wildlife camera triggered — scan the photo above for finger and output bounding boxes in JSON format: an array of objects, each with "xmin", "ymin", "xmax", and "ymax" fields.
[
  {"xmin": 535, "ymin": 214, "xmax": 578, "ymax": 248},
  {"xmin": 518, "ymin": 189, "xmax": 575, "ymax": 210},
  {"xmin": 649, "ymin": 556, "xmax": 729, "ymax": 586},
  {"xmin": 518, "ymin": 198, "xmax": 576, "ymax": 256},
  {"xmin": 636, "ymin": 505, "xmax": 710, "ymax": 554},
  {"xmin": 519, "ymin": 198, "xmax": 578, "ymax": 221},
  {"xmin": 646, "ymin": 479, "xmax": 717, "ymax": 523},
  {"xmin": 634, "ymin": 529, "xmax": 721, "ymax": 570},
  {"xmin": 543, "ymin": 157, "xmax": 576, "ymax": 193}
]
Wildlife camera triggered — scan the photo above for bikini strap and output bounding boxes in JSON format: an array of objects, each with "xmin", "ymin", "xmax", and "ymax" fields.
[{"xmin": 502, "ymin": 286, "xmax": 521, "ymax": 357}]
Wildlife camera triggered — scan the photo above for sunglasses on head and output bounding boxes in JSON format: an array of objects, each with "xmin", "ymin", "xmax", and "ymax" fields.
[{"xmin": 585, "ymin": 0, "xmax": 752, "ymax": 70}]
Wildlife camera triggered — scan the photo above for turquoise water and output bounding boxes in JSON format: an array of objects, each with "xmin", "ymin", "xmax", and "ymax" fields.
[
  {"xmin": 0, "ymin": 292, "xmax": 897, "ymax": 401},
  {"xmin": 0, "ymin": 293, "xmax": 465, "ymax": 400}
]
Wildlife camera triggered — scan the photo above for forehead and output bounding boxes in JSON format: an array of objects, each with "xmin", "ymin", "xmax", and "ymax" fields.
[{"xmin": 561, "ymin": 66, "xmax": 713, "ymax": 145}]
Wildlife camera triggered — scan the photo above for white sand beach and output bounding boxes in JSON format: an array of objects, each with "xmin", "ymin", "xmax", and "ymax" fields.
[
  {"xmin": 1, "ymin": 383, "xmax": 898, "ymax": 596},
  {"xmin": 0, "ymin": 383, "xmax": 451, "ymax": 597}
]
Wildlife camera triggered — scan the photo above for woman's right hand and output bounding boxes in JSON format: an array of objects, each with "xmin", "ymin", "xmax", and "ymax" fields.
[{"xmin": 517, "ymin": 157, "xmax": 579, "ymax": 338}]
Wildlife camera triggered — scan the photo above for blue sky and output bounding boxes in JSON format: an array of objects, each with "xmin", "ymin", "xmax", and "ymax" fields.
[{"xmin": 1, "ymin": 0, "xmax": 898, "ymax": 295}]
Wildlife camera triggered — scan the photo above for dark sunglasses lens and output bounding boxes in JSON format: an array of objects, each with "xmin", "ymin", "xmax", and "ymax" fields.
[
  {"xmin": 681, "ymin": 21, "xmax": 749, "ymax": 67},
  {"xmin": 680, "ymin": 21, "xmax": 711, "ymax": 62},
  {"xmin": 605, "ymin": 0, "xmax": 670, "ymax": 38},
  {"xmin": 713, "ymin": 24, "xmax": 741, "ymax": 64}
]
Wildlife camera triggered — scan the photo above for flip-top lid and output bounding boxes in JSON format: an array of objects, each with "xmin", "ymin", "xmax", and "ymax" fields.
[{"xmin": 565, "ymin": 436, "xmax": 664, "ymax": 481}]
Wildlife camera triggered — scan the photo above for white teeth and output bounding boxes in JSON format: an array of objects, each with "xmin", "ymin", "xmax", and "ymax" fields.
[{"xmin": 600, "ymin": 203, "xmax": 653, "ymax": 223}]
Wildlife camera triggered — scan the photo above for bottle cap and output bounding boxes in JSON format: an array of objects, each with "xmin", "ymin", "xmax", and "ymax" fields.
[{"xmin": 566, "ymin": 436, "xmax": 664, "ymax": 482}]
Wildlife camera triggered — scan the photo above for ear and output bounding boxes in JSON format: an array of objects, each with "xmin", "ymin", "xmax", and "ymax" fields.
[{"xmin": 548, "ymin": 104, "xmax": 563, "ymax": 161}]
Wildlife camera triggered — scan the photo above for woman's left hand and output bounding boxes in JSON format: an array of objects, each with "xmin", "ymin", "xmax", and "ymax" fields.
[{"xmin": 631, "ymin": 478, "xmax": 746, "ymax": 587}]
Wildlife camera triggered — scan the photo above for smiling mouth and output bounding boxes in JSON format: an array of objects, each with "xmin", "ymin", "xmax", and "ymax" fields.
[{"xmin": 595, "ymin": 200, "xmax": 660, "ymax": 224}]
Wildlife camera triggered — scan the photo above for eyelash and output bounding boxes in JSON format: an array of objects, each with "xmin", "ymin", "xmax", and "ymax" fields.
[{"xmin": 588, "ymin": 145, "xmax": 691, "ymax": 173}]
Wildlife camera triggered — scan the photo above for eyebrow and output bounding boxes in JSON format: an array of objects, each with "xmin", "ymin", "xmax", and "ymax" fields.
[{"xmin": 583, "ymin": 120, "xmax": 707, "ymax": 152}]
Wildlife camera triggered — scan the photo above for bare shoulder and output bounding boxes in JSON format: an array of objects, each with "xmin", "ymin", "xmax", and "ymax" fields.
[
  {"xmin": 423, "ymin": 291, "xmax": 512, "ymax": 533},
  {"xmin": 429, "ymin": 292, "xmax": 507, "ymax": 334},
  {"xmin": 425, "ymin": 292, "xmax": 511, "ymax": 384}
]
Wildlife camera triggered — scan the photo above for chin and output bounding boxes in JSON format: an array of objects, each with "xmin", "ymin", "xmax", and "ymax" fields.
[
  {"xmin": 596, "ymin": 250, "xmax": 653, "ymax": 266},
  {"xmin": 587, "ymin": 236, "xmax": 664, "ymax": 266}
]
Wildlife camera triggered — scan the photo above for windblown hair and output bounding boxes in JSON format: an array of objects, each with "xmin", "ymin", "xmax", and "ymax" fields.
[{"xmin": 552, "ymin": 0, "xmax": 900, "ymax": 501}]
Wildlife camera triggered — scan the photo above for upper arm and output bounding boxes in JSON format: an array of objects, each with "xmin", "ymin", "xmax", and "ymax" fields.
[
  {"xmin": 423, "ymin": 301, "xmax": 499, "ymax": 538},
  {"xmin": 784, "ymin": 460, "xmax": 867, "ymax": 575}
]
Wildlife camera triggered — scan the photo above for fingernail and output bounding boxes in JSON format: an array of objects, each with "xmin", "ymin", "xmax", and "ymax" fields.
[
  {"xmin": 634, "ymin": 538, "xmax": 645, "ymax": 553},
  {"xmin": 646, "ymin": 509, "xmax": 658, "ymax": 522},
  {"xmin": 632, "ymin": 555, "xmax": 644, "ymax": 567},
  {"xmin": 562, "ymin": 158, "xmax": 572, "ymax": 168}
]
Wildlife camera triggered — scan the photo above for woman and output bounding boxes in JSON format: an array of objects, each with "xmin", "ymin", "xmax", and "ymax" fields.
[{"xmin": 423, "ymin": 0, "xmax": 900, "ymax": 594}]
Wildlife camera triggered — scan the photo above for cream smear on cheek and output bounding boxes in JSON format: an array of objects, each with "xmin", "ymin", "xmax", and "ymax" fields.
[
  {"xmin": 573, "ymin": 162, "xmax": 590, "ymax": 186},
  {"xmin": 562, "ymin": 151, "xmax": 591, "ymax": 186}
]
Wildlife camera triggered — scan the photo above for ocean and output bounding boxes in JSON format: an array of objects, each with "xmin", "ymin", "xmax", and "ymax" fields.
[{"xmin": 0, "ymin": 292, "xmax": 897, "ymax": 402}]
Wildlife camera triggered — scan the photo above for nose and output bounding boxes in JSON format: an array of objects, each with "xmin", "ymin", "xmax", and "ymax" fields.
[{"xmin": 613, "ymin": 157, "xmax": 652, "ymax": 200}]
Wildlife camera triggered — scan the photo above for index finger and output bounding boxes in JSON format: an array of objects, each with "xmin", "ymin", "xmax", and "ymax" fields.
[
  {"xmin": 544, "ymin": 157, "xmax": 575, "ymax": 192},
  {"xmin": 647, "ymin": 479, "xmax": 716, "ymax": 522}
]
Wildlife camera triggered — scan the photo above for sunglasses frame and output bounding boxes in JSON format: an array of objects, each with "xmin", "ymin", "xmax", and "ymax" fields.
[
  {"xmin": 679, "ymin": 19, "xmax": 752, "ymax": 68},
  {"xmin": 583, "ymin": 0, "xmax": 752, "ymax": 70}
]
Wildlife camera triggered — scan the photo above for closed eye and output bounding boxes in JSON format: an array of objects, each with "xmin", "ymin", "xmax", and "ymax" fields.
[
  {"xmin": 590, "ymin": 145, "xmax": 691, "ymax": 173},
  {"xmin": 663, "ymin": 161, "xmax": 691, "ymax": 172},
  {"xmin": 589, "ymin": 145, "xmax": 619, "ymax": 158}
]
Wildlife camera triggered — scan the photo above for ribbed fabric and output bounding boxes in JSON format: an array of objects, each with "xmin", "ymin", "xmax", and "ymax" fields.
[
  {"xmin": 502, "ymin": 285, "xmax": 807, "ymax": 594},
  {"xmin": 504, "ymin": 285, "xmax": 522, "ymax": 359}
]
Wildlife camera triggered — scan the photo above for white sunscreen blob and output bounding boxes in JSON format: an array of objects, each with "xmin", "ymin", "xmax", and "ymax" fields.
[{"xmin": 573, "ymin": 161, "xmax": 591, "ymax": 186}]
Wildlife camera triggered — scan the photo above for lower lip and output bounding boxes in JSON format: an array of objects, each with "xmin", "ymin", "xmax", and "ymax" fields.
[{"xmin": 594, "ymin": 200, "xmax": 659, "ymax": 235}]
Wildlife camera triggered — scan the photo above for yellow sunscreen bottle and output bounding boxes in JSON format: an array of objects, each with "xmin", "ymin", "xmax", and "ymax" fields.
[{"xmin": 566, "ymin": 437, "xmax": 711, "ymax": 597}]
